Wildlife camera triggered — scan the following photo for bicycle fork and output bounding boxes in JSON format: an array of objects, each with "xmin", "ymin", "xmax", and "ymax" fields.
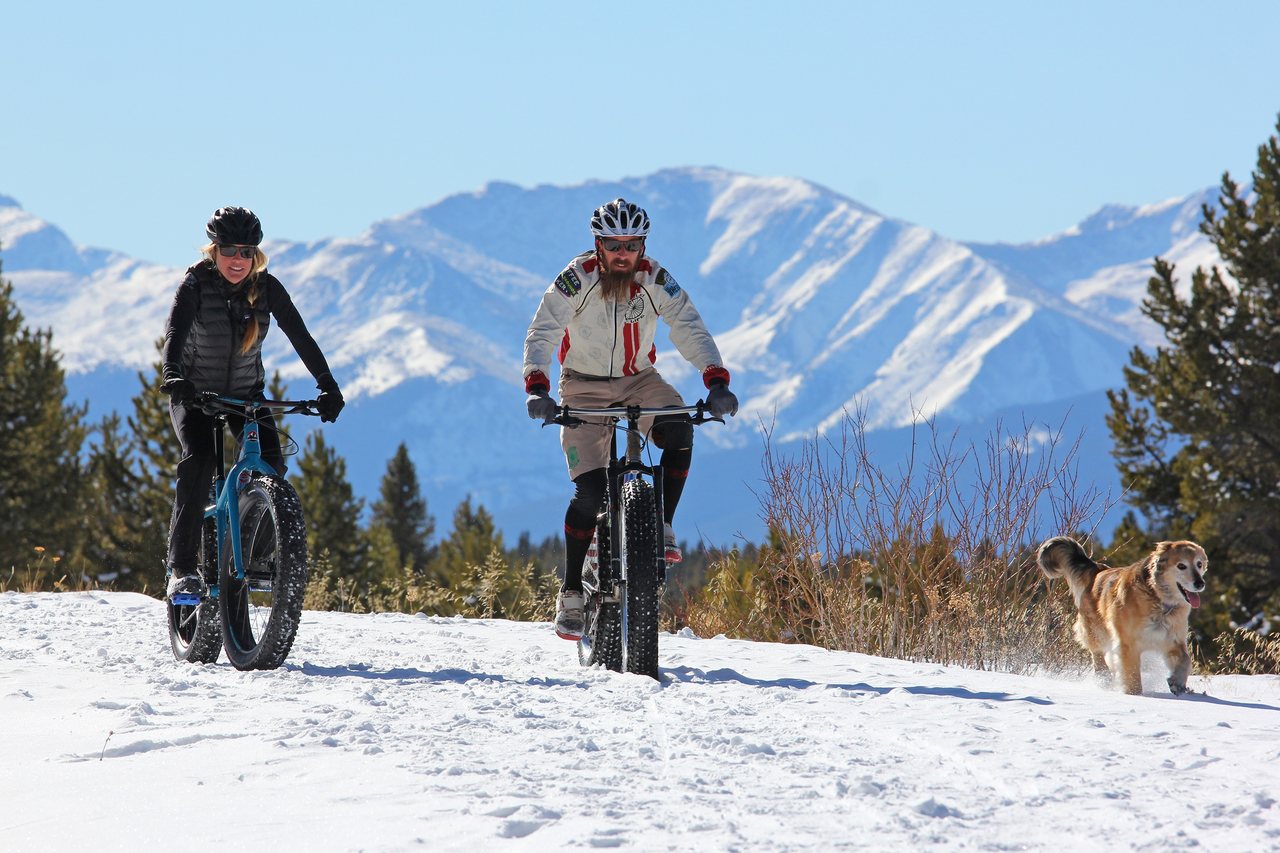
[{"xmin": 200, "ymin": 411, "xmax": 262, "ymax": 601}]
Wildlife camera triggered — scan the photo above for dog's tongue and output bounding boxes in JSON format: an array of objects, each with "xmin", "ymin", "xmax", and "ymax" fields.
[{"xmin": 1186, "ymin": 590, "xmax": 1201, "ymax": 608}]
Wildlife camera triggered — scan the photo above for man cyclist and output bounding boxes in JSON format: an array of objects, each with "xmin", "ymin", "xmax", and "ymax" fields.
[{"xmin": 523, "ymin": 198, "xmax": 738, "ymax": 639}]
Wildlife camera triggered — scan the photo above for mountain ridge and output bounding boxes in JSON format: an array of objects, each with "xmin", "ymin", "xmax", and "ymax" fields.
[{"xmin": 0, "ymin": 169, "xmax": 1222, "ymax": 541}]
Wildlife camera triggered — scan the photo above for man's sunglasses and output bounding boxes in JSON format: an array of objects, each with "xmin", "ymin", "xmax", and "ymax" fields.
[
  {"xmin": 598, "ymin": 238, "xmax": 644, "ymax": 253},
  {"xmin": 218, "ymin": 245, "xmax": 257, "ymax": 259}
]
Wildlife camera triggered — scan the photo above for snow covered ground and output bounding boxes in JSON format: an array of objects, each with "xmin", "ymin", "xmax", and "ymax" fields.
[{"xmin": 3, "ymin": 591, "xmax": 1278, "ymax": 851}]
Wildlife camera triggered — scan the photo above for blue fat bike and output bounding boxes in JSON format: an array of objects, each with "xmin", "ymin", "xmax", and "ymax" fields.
[
  {"xmin": 166, "ymin": 393, "xmax": 320, "ymax": 670},
  {"xmin": 549, "ymin": 401, "xmax": 721, "ymax": 680}
]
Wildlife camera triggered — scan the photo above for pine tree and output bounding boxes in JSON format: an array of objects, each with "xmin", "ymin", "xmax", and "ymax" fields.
[
  {"xmin": 1107, "ymin": 115, "xmax": 1280, "ymax": 637},
  {"xmin": 290, "ymin": 430, "xmax": 370, "ymax": 586},
  {"xmin": 78, "ymin": 344, "xmax": 184, "ymax": 592},
  {"xmin": 129, "ymin": 345, "xmax": 186, "ymax": 590},
  {"xmin": 265, "ymin": 370, "xmax": 291, "ymax": 453},
  {"xmin": 81, "ymin": 412, "xmax": 153, "ymax": 588},
  {"xmin": 0, "ymin": 257, "xmax": 89, "ymax": 573},
  {"xmin": 430, "ymin": 496, "xmax": 504, "ymax": 588},
  {"xmin": 369, "ymin": 443, "xmax": 434, "ymax": 574}
]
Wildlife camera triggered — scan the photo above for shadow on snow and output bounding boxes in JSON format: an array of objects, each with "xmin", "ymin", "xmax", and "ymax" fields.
[{"xmin": 663, "ymin": 665, "xmax": 1055, "ymax": 705}]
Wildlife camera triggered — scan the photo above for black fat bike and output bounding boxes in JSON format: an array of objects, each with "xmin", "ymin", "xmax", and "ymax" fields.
[{"xmin": 549, "ymin": 401, "xmax": 721, "ymax": 680}]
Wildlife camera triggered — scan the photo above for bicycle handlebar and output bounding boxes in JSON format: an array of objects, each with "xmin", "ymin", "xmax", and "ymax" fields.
[
  {"xmin": 188, "ymin": 392, "xmax": 321, "ymax": 418},
  {"xmin": 546, "ymin": 400, "xmax": 723, "ymax": 429}
]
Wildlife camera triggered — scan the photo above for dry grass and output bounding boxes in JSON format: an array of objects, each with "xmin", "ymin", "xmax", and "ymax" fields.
[
  {"xmin": 1208, "ymin": 628, "xmax": 1280, "ymax": 675},
  {"xmin": 304, "ymin": 546, "xmax": 557, "ymax": 622},
  {"xmin": 2, "ymin": 547, "xmax": 100, "ymax": 593},
  {"xmin": 676, "ymin": 409, "xmax": 1115, "ymax": 675}
]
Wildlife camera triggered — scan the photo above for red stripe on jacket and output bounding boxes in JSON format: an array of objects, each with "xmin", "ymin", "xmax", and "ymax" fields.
[
  {"xmin": 623, "ymin": 322, "xmax": 638, "ymax": 375},
  {"xmin": 622, "ymin": 283, "xmax": 642, "ymax": 375}
]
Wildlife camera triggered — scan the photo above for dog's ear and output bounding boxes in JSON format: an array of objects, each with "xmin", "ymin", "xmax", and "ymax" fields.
[{"xmin": 1145, "ymin": 544, "xmax": 1169, "ymax": 586}]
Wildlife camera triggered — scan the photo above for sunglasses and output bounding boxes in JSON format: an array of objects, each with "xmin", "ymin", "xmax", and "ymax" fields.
[
  {"xmin": 218, "ymin": 245, "xmax": 257, "ymax": 259},
  {"xmin": 598, "ymin": 238, "xmax": 644, "ymax": 253}
]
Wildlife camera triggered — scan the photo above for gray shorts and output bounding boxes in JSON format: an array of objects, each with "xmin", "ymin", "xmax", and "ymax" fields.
[{"xmin": 558, "ymin": 368, "xmax": 685, "ymax": 478}]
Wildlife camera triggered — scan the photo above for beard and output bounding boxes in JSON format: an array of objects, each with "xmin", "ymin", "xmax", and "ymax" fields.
[{"xmin": 598, "ymin": 252, "xmax": 640, "ymax": 301}]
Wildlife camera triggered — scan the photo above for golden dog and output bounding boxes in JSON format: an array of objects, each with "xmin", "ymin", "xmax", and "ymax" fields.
[{"xmin": 1037, "ymin": 537, "xmax": 1207, "ymax": 695}]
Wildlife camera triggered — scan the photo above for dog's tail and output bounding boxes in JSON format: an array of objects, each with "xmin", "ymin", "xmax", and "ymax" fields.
[{"xmin": 1036, "ymin": 536, "xmax": 1100, "ymax": 594}]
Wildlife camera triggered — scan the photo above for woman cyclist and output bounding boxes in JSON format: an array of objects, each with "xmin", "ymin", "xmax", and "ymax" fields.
[{"xmin": 160, "ymin": 206, "xmax": 344, "ymax": 600}]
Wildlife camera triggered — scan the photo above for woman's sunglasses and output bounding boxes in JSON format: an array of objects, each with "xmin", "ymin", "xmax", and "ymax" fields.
[
  {"xmin": 218, "ymin": 245, "xmax": 257, "ymax": 259},
  {"xmin": 598, "ymin": 238, "xmax": 644, "ymax": 253}
]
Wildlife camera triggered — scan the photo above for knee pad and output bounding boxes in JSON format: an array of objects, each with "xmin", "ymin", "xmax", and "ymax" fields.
[
  {"xmin": 568, "ymin": 467, "xmax": 607, "ymax": 520},
  {"xmin": 651, "ymin": 418, "xmax": 693, "ymax": 451}
]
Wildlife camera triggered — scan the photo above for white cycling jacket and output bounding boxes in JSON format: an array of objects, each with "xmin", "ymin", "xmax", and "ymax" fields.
[{"xmin": 522, "ymin": 251, "xmax": 729, "ymax": 392}]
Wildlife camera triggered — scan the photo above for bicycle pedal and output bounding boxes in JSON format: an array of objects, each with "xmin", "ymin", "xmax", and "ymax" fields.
[{"xmin": 171, "ymin": 593, "xmax": 202, "ymax": 606}]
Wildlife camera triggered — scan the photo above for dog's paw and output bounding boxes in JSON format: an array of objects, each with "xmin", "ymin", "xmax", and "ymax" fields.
[{"xmin": 1167, "ymin": 679, "xmax": 1191, "ymax": 696}]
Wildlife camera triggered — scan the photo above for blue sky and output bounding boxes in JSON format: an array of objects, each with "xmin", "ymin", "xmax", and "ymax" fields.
[{"xmin": 3, "ymin": 1, "xmax": 1278, "ymax": 269}]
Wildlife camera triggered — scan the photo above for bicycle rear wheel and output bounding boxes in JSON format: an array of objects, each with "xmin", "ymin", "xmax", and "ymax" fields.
[
  {"xmin": 579, "ymin": 520, "xmax": 622, "ymax": 671},
  {"xmin": 219, "ymin": 474, "xmax": 309, "ymax": 670},
  {"xmin": 620, "ymin": 478, "xmax": 661, "ymax": 679},
  {"xmin": 167, "ymin": 516, "xmax": 222, "ymax": 663}
]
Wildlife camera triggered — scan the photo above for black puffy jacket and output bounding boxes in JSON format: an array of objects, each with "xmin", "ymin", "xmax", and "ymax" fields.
[{"xmin": 162, "ymin": 260, "xmax": 335, "ymax": 397}]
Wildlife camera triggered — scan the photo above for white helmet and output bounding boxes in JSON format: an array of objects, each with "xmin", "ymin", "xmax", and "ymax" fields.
[{"xmin": 590, "ymin": 198, "xmax": 650, "ymax": 237}]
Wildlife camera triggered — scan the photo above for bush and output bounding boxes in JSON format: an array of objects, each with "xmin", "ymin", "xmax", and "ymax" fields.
[
  {"xmin": 304, "ymin": 545, "xmax": 557, "ymax": 622},
  {"xmin": 1207, "ymin": 628, "xmax": 1280, "ymax": 675},
  {"xmin": 678, "ymin": 408, "xmax": 1114, "ymax": 675}
]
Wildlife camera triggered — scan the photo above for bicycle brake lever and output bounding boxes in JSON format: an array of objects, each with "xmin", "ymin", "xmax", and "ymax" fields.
[
  {"xmin": 691, "ymin": 400, "xmax": 724, "ymax": 425},
  {"xmin": 190, "ymin": 392, "xmax": 217, "ymax": 414}
]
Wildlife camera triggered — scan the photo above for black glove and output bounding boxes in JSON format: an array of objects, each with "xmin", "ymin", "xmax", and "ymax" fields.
[
  {"xmin": 316, "ymin": 378, "xmax": 345, "ymax": 423},
  {"xmin": 163, "ymin": 378, "xmax": 197, "ymax": 405},
  {"xmin": 706, "ymin": 382, "xmax": 738, "ymax": 418},
  {"xmin": 527, "ymin": 390, "xmax": 557, "ymax": 423}
]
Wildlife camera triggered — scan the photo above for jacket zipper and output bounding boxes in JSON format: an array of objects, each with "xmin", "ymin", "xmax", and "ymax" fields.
[
  {"xmin": 609, "ymin": 296, "xmax": 618, "ymax": 376},
  {"xmin": 224, "ymin": 296, "xmax": 236, "ymax": 392}
]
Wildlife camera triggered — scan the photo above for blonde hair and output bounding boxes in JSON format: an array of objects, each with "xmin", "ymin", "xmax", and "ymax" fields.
[{"xmin": 201, "ymin": 242, "xmax": 270, "ymax": 355}]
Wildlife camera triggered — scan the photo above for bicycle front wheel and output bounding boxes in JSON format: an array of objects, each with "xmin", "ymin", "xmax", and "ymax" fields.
[
  {"xmin": 219, "ymin": 474, "xmax": 309, "ymax": 670},
  {"xmin": 620, "ymin": 478, "xmax": 661, "ymax": 679},
  {"xmin": 579, "ymin": 520, "xmax": 622, "ymax": 671},
  {"xmin": 167, "ymin": 516, "xmax": 222, "ymax": 664}
]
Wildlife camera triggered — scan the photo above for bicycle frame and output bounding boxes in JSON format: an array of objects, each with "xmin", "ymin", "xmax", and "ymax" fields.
[{"xmin": 198, "ymin": 395, "xmax": 314, "ymax": 596}]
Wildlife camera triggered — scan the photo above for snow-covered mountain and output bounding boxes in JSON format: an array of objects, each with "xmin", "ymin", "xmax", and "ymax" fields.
[{"xmin": 0, "ymin": 171, "xmax": 1221, "ymax": 543}]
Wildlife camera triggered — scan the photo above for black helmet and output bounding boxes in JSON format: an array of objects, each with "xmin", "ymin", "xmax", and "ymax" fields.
[{"xmin": 205, "ymin": 206, "xmax": 263, "ymax": 246}]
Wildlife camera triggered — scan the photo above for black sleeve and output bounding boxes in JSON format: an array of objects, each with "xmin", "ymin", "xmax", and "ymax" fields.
[
  {"xmin": 264, "ymin": 275, "xmax": 337, "ymax": 390},
  {"xmin": 161, "ymin": 274, "xmax": 199, "ymax": 382}
]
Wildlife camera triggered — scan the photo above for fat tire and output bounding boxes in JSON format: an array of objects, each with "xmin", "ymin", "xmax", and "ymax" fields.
[
  {"xmin": 219, "ymin": 474, "xmax": 309, "ymax": 670},
  {"xmin": 620, "ymin": 478, "xmax": 661, "ymax": 679},
  {"xmin": 167, "ymin": 516, "xmax": 222, "ymax": 663},
  {"xmin": 579, "ymin": 518, "xmax": 622, "ymax": 671}
]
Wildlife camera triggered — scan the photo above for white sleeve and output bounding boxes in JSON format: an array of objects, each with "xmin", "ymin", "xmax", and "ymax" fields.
[{"xmin": 523, "ymin": 280, "xmax": 576, "ymax": 381}]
